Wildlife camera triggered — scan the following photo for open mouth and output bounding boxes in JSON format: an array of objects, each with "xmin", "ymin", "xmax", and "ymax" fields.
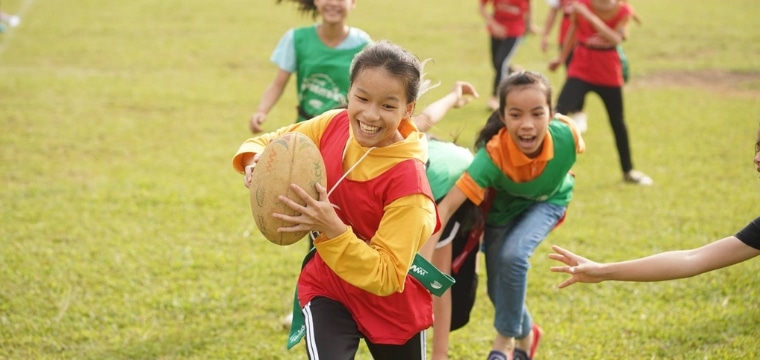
[
  {"xmin": 358, "ymin": 121, "xmax": 380, "ymax": 135},
  {"xmin": 518, "ymin": 135, "xmax": 537, "ymax": 146}
]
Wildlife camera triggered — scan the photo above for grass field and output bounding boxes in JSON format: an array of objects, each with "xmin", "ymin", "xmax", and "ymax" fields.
[{"xmin": 1, "ymin": 0, "xmax": 759, "ymax": 359}]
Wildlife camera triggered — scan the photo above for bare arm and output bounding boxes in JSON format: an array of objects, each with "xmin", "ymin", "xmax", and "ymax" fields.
[
  {"xmin": 412, "ymin": 82, "xmax": 479, "ymax": 133},
  {"xmin": 478, "ymin": 1, "xmax": 491, "ymax": 22},
  {"xmin": 549, "ymin": 237, "xmax": 760, "ymax": 288},
  {"xmin": 249, "ymin": 68, "xmax": 291, "ymax": 133},
  {"xmin": 540, "ymin": 6, "xmax": 560, "ymax": 52},
  {"xmin": 419, "ymin": 185, "xmax": 469, "ymax": 259},
  {"xmin": 524, "ymin": 0, "xmax": 538, "ymax": 34},
  {"xmin": 548, "ymin": 14, "xmax": 577, "ymax": 71},
  {"xmin": 571, "ymin": 2, "xmax": 627, "ymax": 45},
  {"xmin": 480, "ymin": 2, "xmax": 507, "ymax": 38}
]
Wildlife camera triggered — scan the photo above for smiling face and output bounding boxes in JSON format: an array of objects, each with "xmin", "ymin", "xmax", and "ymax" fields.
[
  {"xmin": 347, "ymin": 67, "xmax": 415, "ymax": 148},
  {"xmin": 501, "ymin": 85, "xmax": 552, "ymax": 158},
  {"xmin": 314, "ymin": 0, "xmax": 355, "ymax": 24}
]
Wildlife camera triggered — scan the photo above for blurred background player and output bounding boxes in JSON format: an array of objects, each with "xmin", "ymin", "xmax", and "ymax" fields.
[
  {"xmin": 548, "ymin": 0, "xmax": 652, "ymax": 185},
  {"xmin": 540, "ymin": 0, "xmax": 589, "ymax": 133},
  {"xmin": 248, "ymin": 0, "xmax": 370, "ymax": 133},
  {"xmin": 479, "ymin": 0, "xmax": 537, "ymax": 111}
]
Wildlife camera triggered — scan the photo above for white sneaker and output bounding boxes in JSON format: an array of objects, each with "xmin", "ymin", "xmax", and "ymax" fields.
[
  {"xmin": 571, "ymin": 112, "xmax": 588, "ymax": 133},
  {"xmin": 281, "ymin": 311, "xmax": 293, "ymax": 328},
  {"xmin": 8, "ymin": 15, "xmax": 20, "ymax": 28},
  {"xmin": 624, "ymin": 170, "xmax": 653, "ymax": 186}
]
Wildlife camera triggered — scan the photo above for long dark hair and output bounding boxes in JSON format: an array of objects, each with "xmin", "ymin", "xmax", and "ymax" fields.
[
  {"xmin": 277, "ymin": 0, "xmax": 318, "ymax": 19},
  {"xmin": 474, "ymin": 71, "xmax": 553, "ymax": 149}
]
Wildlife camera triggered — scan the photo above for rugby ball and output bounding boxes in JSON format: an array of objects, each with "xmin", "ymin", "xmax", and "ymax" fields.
[{"xmin": 250, "ymin": 132, "xmax": 326, "ymax": 246}]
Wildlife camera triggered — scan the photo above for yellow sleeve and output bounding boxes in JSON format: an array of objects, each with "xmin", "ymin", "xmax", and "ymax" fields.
[
  {"xmin": 314, "ymin": 194, "xmax": 437, "ymax": 296},
  {"xmin": 231, "ymin": 109, "xmax": 341, "ymax": 173}
]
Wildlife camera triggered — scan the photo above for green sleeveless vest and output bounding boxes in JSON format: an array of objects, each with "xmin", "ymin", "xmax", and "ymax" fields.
[{"xmin": 293, "ymin": 27, "xmax": 366, "ymax": 121}]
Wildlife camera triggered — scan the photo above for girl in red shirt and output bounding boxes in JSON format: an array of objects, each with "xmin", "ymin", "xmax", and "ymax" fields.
[
  {"xmin": 548, "ymin": 0, "xmax": 652, "ymax": 185},
  {"xmin": 235, "ymin": 40, "xmax": 440, "ymax": 359},
  {"xmin": 480, "ymin": 0, "xmax": 536, "ymax": 111}
]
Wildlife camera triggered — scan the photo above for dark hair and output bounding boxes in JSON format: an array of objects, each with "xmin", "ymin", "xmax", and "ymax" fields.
[
  {"xmin": 277, "ymin": 0, "xmax": 318, "ymax": 19},
  {"xmin": 349, "ymin": 40, "xmax": 434, "ymax": 104},
  {"xmin": 474, "ymin": 71, "xmax": 553, "ymax": 149}
]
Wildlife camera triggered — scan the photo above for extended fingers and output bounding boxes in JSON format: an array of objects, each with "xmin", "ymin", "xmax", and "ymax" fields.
[
  {"xmin": 550, "ymin": 264, "xmax": 574, "ymax": 273},
  {"xmin": 286, "ymin": 183, "xmax": 317, "ymax": 203},
  {"xmin": 275, "ymin": 184, "xmax": 320, "ymax": 216},
  {"xmin": 315, "ymin": 183, "xmax": 329, "ymax": 201},
  {"xmin": 557, "ymin": 277, "xmax": 578, "ymax": 289}
]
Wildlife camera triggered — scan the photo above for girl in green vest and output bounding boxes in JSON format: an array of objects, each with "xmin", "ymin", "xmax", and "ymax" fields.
[
  {"xmin": 249, "ymin": 0, "xmax": 371, "ymax": 133},
  {"xmin": 430, "ymin": 71, "xmax": 585, "ymax": 360}
]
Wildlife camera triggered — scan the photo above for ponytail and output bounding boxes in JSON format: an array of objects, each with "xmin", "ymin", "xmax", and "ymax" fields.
[{"xmin": 475, "ymin": 110, "xmax": 505, "ymax": 150}]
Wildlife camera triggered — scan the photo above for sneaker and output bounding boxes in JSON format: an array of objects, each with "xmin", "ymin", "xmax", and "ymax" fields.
[
  {"xmin": 624, "ymin": 170, "xmax": 653, "ymax": 186},
  {"xmin": 513, "ymin": 348, "xmax": 529, "ymax": 360},
  {"xmin": 8, "ymin": 15, "xmax": 20, "ymax": 28},
  {"xmin": 281, "ymin": 311, "xmax": 293, "ymax": 329},
  {"xmin": 570, "ymin": 112, "xmax": 588, "ymax": 133},
  {"xmin": 529, "ymin": 324, "xmax": 543, "ymax": 359},
  {"xmin": 487, "ymin": 350, "xmax": 512, "ymax": 360}
]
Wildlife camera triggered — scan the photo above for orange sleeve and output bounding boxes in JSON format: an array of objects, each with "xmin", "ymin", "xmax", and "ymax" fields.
[{"xmin": 455, "ymin": 172, "xmax": 486, "ymax": 206}]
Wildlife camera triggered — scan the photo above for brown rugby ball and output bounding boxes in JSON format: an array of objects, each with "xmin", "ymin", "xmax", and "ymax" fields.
[{"xmin": 250, "ymin": 132, "xmax": 326, "ymax": 245}]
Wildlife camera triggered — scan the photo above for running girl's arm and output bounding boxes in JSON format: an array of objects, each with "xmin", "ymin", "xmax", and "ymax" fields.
[
  {"xmin": 571, "ymin": 2, "xmax": 628, "ymax": 44},
  {"xmin": 413, "ymin": 82, "xmax": 479, "ymax": 133},
  {"xmin": 420, "ymin": 185, "xmax": 469, "ymax": 259},
  {"xmin": 479, "ymin": 1, "xmax": 507, "ymax": 38},
  {"xmin": 314, "ymin": 194, "xmax": 438, "ymax": 296},
  {"xmin": 549, "ymin": 237, "xmax": 760, "ymax": 288},
  {"xmin": 540, "ymin": 5, "xmax": 560, "ymax": 52},
  {"xmin": 250, "ymin": 68, "xmax": 292, "ymax": 133},
  {"xmin": 234, "ymin": 110, "xmax": 335, "ymax": 186},
  {"xmin": 524, "ymin": 0, "xmax": 536, "ymax": 34},
  {"xmin": 548, "ymin": 14, "xmax": 577, "ymax": 71}
]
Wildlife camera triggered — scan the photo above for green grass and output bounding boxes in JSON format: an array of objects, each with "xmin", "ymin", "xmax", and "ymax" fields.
[{"xmin": 1, "ymin": 0, "xmax": 759, "ymax": 359}]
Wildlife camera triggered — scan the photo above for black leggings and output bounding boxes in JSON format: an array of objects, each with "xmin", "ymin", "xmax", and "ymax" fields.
[
  {"xmin": 555, "ymin": 77, "xmax": 634, "ymax": 173},
  {"xmin": 303, "ymin": 297, "xmax": 426, "ymax": 360},
  {"xmin": 490, "ymin": 36, "xmax": 521, "ymax": 96}
]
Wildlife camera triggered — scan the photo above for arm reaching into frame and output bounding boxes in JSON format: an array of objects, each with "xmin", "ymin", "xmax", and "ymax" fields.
[{"xmin": 549, "ymin": 237, "xmax": 760, "ymax": 288}]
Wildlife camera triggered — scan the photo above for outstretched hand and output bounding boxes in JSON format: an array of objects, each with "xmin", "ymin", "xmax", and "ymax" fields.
[
  {"xmin": 273, "ymin": 183, "xmax": 346, "ymax": 239},
  {"xmin": 451, "ymin": 81, "xmax": 480, "ymax": 108},
  {"xmin": 548, "ymin": 245, "xmax": 604, "ymax": 288}
]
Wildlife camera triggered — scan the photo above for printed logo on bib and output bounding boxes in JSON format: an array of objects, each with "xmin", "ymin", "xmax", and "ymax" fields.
[
  {"xmin": 410, "ymin": 264, "xmax": 428, "ymax": 276},
  {"xmin": 301, "ymin": 73, "xmax": 346, "ymax": 114}
]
